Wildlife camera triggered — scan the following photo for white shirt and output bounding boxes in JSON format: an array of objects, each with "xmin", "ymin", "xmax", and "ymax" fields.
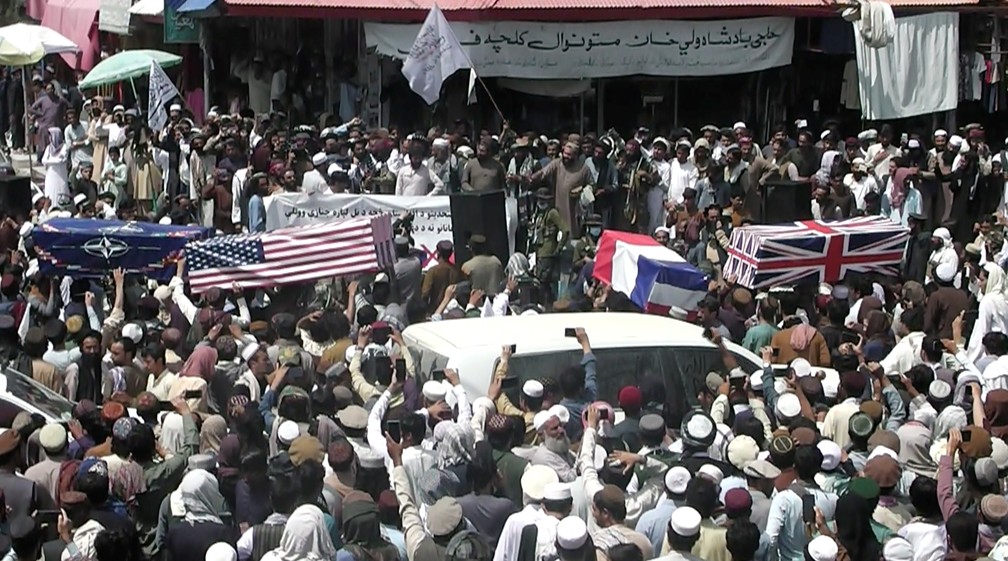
[
  {"xmin": 395, "ymin": 160, "xmax": 443, "ymax": 196},
  {"xmin": 866, "ymin": 143, "xmax": 901, "ymax": 178},
  {"xmin": 494, "ymin": 505, "xmax": 547, "ymax": 561},
  {"xmin": 300, "ymin": 169, "xmax": 328, "ymax": 195},
  {"xmin": 844, "ymin": 173, "xmax": 879, "ymax": 210},
  {"xmin": 926, "ymin": 246, "xmax": 959, "ymax": 286},
  {"xmin": 880, "ymin": 331, "xmax": 926, "ymax": 377},
  {"xmin": 968, "ymin": 292, "xmax": 1008, "ymax": 363},
  {"xmin": 897, "ymin": 521, "xmax": 946, "ymax": 561},
  {"xmin": 270, "ymin": 69, "xmax": 287, "ymax": 102},
  {"xmin": 653, "ymin": 159, "xmax": 672, "ymax": 192},
  {"xmin": 666, "ymin": 159, "xmax": 698, "ymax": 204},
  {"xmin": 231, "ymin": 167, "xmax": 249, "ymax": 227}
]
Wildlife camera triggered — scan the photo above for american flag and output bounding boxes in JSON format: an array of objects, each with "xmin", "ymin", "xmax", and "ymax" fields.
[
  {"xmin": 184, "ymin": 216, "xmax": 395, "ymax": 293},
  {"xmin": 723, "ymin": 216, "xmax": 910, "ymax": 289}
]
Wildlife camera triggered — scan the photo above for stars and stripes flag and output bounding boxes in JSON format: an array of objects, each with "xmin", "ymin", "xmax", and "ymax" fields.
[
  {"xmin": 722, "ymin": 216, "xmax": 910, "ymax": 289},
  {"xmin": 184, "ymin": 216, "xmax": 395, "ymax": 293}
]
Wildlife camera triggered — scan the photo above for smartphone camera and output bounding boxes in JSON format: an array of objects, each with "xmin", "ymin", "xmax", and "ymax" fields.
[
  {"xmin": 387, "ymin": 420, "xmax": 402, "ymax": 443},
  {"xmin": 564, "ymin": 328, "xmax": 576, "ymax": 338}
]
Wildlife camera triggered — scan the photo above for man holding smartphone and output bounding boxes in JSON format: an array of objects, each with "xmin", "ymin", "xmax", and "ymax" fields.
[{"xmin": 488, "ymin": 345, "xmax": 543, "ymax": 445}]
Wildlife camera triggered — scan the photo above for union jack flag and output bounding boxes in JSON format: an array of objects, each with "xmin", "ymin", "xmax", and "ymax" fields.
[{"xmin": 722, "ymin": 216, "xmax": 910, "ymax": 289}]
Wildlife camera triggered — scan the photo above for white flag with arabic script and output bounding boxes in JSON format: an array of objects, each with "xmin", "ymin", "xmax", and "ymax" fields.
[
  {"xmin": 148, "ymin": 59, "xmax": 180, "ymax": 132},
  {"xmin": 401, "ymin": 3, "xmax": 470, "ymax": 105}
]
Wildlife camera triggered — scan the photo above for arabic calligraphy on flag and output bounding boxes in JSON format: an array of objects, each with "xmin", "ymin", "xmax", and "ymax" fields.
[{"xmin": 366, "ymin": 17, "xmax": 795, "ymax": 79}]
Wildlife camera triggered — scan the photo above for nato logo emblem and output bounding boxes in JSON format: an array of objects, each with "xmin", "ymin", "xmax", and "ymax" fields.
[{"xmin": 83, "ymin": 236, "xmax": 130, "ymax": 260}]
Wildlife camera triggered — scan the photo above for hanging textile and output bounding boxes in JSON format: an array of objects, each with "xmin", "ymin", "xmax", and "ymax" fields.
[{"xmin": 854, "ymin": 12, "xmax": 959, "ymax": 120}]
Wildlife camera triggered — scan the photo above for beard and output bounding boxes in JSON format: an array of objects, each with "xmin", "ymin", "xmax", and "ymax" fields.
[{"xmin": 544, "ymin": 435, "xmax": 571, "ymax": 457}]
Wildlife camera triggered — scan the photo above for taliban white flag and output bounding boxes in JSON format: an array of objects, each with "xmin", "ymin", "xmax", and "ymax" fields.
[
  {"xmin": 148, "ymin": 59, "xmax": 180, "ymax": 132},
  {"xmin": 401, "ymin": 3, "xmax": 470, "ymax": 105}
]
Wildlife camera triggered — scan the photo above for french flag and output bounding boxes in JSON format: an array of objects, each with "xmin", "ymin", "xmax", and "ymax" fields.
[{"xmin": 592, "ymin": 230, "xmax": 709, "ymax": 315}]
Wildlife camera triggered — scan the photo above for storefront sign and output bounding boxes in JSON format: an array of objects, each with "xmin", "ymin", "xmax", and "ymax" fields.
[
  {"xmin": 264, "ymin": 193, "xmax": 456, "ymax": 268},
  {"xmin": 98, "ymin": 0, "xmax": 132, "ymax": 35},
  {"xmin": 365, "ymin": 17, "xmax": 794, "ymax": 79},
  {"xmin": 164, "ymin": 0, "xmax": 198, "ymax": 44}
]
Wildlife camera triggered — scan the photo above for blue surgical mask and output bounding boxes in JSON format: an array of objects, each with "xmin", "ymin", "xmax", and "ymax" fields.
[{"xmin": 588, "ymin": 227, "xmax": 601, "ymax": 237}]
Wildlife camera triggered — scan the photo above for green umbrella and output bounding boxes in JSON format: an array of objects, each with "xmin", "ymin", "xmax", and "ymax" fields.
[{"xmin": 78, "ymin": 49, "xmax": 182, "ymax": 89}]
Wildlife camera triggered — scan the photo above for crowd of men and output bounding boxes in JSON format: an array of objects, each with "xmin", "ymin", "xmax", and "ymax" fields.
[{"xmin": 2, "ymin": 66, "xmax": 1008, "ymax": 561}]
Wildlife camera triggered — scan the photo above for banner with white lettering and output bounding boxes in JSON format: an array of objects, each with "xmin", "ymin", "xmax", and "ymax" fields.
[
  {"xmin": 365, "ymin": 17, "xmax": 794, "ymax": 79},
  {"xmin": 265, "ymin": 193, "xmax": 455, "ymax": 268}
]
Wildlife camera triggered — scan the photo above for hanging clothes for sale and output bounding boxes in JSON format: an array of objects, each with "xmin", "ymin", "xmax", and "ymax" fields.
[
  {"xmin": 855, "ymin": 12, "xmax": 959, "ymax": 119},
  {"xmin": 841, "ymin": 59, "xmax": 861, "ymax": 110}
]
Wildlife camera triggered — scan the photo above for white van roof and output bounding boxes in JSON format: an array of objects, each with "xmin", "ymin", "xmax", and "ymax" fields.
[{"xmin": 402, "ymin": 312, "xmax": 711, "ymax": 354}]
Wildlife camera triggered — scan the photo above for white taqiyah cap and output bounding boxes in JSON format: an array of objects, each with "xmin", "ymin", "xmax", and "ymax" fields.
[
  {"xmin": 311, "ymin": 152, "xmax": 328, "ymax": 166},
  {"xmin": 31, "ymin": 192, "xmax": 43, "ymax": 205},
  {"xmin": 664, "ymin": 466, "xmax": 691, "ymax": 494},
  {"xmin": 533, "ymin": 410, "xmax": 555, "ymax": 432},
  {"xmin": 908, "ymin": 139, "xmax": 921, "ymax": 149},
  {"xmin": 790, "ymin": 358, "xmax": 812, "ymax": 378},
  {"xmin": 698, "ymin": 464, "xmax": 724, "ymax": 486},
  {"xmin": 520, "ymin": 465, "xmax": 559, "ymax": 501},
  {"xmin": 669, "ymin": 506, "xmax": 702, "ymax": 537},
  {"xmin": 241, "ymin": 343, "xmax": 261, "ymax": 362},
  {"xmin": 522, "ymin": 380, "xmax": 544, "ymax": 398},
  {"xmin": 749, "ymin": 370, "xmax": 764, "ymax": 391},
  {"xmin": 159, "ymin": 216, "xmax": 172, "ymax": 225},
  {"xmin": 818, "ymin": 439, "xmax": 842, "ymax": 471},
  {"xmin": 733, "ymin": 121, "xmax": 747, "ymax": 131},
  {"xmin": 935, "ymin": 261, "xmax": 957, "ymax": 283},
  {"xmin": 542, "ymin": 482, "xmax": 572, "ymax": 501},
  {"xmin": 776, "ymin": 392, "xmax": 801, "ymax": 419},
  {"xmin": 949, "ymin": 134, "xmax": 964, "ymax": 147},
  {"xmin": 934, "ymin": 129, "xmax": 948, "ymax": 138},
  {"xmin": 73, "ymin": 193, "xmax": 88, "ymax": 206},
  {"xmin": 422, "ymin": 380, "xmax": 447, "ymax": 402},
  {"xmin": 169, "ymin": 104, "xmax": 182, "ymax": 112},
  {"xmin": 807, "ymin": 536, "xmax": 839, "ymax": 561},
  {"xmin": 432, "ymin": 138, "xmax": 450, "ymax": 148},
  {"xmin": 18, "ymin": 222, "xmax": 32, "ymax": 237},
  {"xmin": 121, "ymin": 323, "xmax": 144, "ymax": 343},
  {"xmin": 547, "ymin": 404, "xmax": 570, "ymax": 425},
  {"xmin": 555, "ymin": 516, "xmax": 588, "ymax": 550},
  {"xmin": 277, "ymin": 420, "xmax": 300, "ymax": 445}
]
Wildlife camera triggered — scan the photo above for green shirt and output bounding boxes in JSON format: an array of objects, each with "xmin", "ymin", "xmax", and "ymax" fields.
[{"xmin": 741, "ymin": 323, "xmax": 779, "ymax": 354}]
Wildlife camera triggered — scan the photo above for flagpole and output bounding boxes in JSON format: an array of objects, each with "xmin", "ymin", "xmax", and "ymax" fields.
[{"xmin": 434, "ymin": 5, "xmax": 506, "ymax": 123}]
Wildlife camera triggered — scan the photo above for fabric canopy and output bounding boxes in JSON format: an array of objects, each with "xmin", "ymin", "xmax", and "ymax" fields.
[
  {"xmin": 40, "ymin": 0, "xmax": 100, "ymax": 70},
  {"xmin": 78, "ymin": 49, "xmax": 182, "ymax": 89},
  {"xmin": 593, "ymin": 230, "xmax": 709, "ymax": 314},
  {"xmin": 0, "ymin": 24, "xmax": 79, "ymax": 66},
  {"xmin": 129, "ymin": 0, "xmax": 165, "ymax": 16}
]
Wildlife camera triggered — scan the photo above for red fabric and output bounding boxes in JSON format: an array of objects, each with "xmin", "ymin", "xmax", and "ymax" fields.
[{"xmin": 41, "ymin": 0, "xmax": 100, "ymax": 71}]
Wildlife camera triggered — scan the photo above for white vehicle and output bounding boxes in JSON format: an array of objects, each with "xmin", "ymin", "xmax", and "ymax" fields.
[
  {"xmin": 0, "ymin": 367, "xmax": 75, "ymax": 427},
  {"xmin": 402, "ymin": 312, "xmax": 768, "ymax": 410}
]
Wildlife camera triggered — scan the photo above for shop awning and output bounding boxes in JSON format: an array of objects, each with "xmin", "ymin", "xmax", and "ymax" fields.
[
  {"xmin": 222, "ymin": 0, "xmax": 977, "ymax": 20},
  {"xmin": 129, "ymin": 0, "xmax": 165, "ymax": 16},
  {"xmin": 178, "ymin": 0, "xmax": 218, "ymax": 12},
  {"xmin": 41, "ymin": 0, "xmax": 99, "ymax": 70}
]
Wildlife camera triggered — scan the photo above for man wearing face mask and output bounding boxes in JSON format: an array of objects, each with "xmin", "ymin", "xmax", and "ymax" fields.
[
  {"xmin": 531, "ymin": 142, "xmax": 592, "ymax": 239},
  {"xmin": 572, "ymin": 214, "xmax": 602, "ymax": 285},
  {"xmin": 530, "ymin": 188, "xmax": 569, "ymax": 304}
]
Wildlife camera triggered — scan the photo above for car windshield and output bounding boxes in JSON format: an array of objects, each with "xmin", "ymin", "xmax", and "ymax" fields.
[
  {"xmin": 2, "ymin": 368, "xmax": 74, "ymax": 421},
  {"xmin": 507, "ymin": 345, "xmax": 760, "ymax": 411}
]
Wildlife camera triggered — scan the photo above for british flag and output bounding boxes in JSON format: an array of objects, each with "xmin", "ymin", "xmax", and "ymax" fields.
[{"xmin": 722, "ymin": 216, "xmax": 910, "ymax": 289}]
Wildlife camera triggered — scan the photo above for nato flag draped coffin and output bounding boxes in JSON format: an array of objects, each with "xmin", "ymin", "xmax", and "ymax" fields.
[
  {"xmin": 592, "ymin": 230, "xmax": 709, "ymax": 314},
  {"xmin": 32, "ymin": 219, "xmax": 212, "ymax": 279},
  {"xmin": 184, "ymin": 215, "xmax": 396, "ymax": 293},
  {"xmin": 722, "ymin": 216, "xmax": 910, "ymax": 289}
]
